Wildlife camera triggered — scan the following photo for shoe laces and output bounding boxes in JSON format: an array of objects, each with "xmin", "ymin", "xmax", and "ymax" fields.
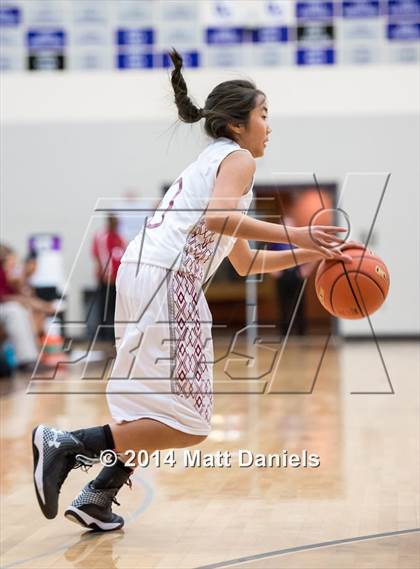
[
  {"xmin": 57, "ymin": 454, "xmax": 99, "ymax": 494},
  {"xmin": 56, "ymin": 452, "xmax": 98, "ymax": 493},
  {"xmin": 109, "ymin": 478, "xmax": 133, "ymax": 508},
  {"xmin": 74, "ymin": 454, "xmax": 100, "ymax": 473},
  {"xmin": 102, "ymin": 478, "xmax": 133, "ymax": 506}
]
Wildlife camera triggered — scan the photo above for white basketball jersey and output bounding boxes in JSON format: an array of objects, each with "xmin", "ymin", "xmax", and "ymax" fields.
[{"xmin": 122, "ymin": 137, "xmax": 254, "ymax": 281}]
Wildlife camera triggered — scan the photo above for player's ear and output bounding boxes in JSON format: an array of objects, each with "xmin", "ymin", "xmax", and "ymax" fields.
[{"xmin": 228, "ymin": 122, "xmax": 245, "ymax": 137}]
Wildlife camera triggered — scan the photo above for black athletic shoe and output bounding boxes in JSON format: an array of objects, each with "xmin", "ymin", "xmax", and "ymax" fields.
[
  {"xmin": 64, "ymin": 482, "xmax": 125, "ymax": 531},
  {"xmin": 32, "ymin": 424, "xmax": 94, "ymax": 519}
]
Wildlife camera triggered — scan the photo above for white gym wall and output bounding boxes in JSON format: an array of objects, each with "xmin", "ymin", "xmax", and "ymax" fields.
[{"xmin": 1, "ymin": 67, "xmax": 419, "ymax": 335}]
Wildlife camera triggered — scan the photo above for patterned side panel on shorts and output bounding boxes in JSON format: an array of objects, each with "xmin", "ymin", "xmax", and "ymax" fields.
[
  {"xmin": 167, "ymin": 271, "xmax": 213, "ymax": 425},
  {"xmin": 179, "ymin": 216, "xmax": 216, "ymax": 281}
]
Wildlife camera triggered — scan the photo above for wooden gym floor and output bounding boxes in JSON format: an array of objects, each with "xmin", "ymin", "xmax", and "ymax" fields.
[{"xmin": 0, "ymin": 338, "xmax": 419, "ymax": 568}]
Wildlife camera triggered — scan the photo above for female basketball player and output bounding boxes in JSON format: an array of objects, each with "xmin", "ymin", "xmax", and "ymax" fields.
[{"xmin": 32, "ymin": 50, "xmax": 351, "ymax": 532}]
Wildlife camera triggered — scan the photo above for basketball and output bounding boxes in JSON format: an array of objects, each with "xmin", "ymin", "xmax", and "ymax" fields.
[{"xmin": 315, "ymin": 243, "xmax": 390, "ymax": 320}]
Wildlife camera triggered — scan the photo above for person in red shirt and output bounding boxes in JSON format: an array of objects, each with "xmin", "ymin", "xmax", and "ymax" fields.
[{"xmin": 92, "ymin": 215, "xmax": 126, "ymax": 342}]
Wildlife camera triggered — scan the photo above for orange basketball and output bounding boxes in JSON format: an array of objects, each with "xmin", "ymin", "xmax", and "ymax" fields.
[{"xmin": 315, "ymin": 243, "xmax": 390, "ymax": 320}]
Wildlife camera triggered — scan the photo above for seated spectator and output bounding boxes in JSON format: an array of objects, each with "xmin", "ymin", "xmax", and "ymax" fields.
[{"xmin": 0, "ymin": 244, "xmax": 54, "ymax": 371}]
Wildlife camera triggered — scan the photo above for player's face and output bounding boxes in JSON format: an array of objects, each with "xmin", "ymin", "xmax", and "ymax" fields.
[{"xmin": 237, "ymin": 96, "xmax": 271, "ymax": 158}]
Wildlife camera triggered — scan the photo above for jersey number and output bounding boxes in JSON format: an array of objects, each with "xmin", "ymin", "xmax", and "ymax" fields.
[{"xmin": 146, "ymin": 177, "xmax": 183, "ymax": 229}]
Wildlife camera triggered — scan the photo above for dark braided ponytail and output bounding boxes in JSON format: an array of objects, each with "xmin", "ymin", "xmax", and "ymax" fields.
[
  {"xmin": 169, "ymin": 48, "xmax": 265, "ymax": 140},
  {"xmin": 169, "ymin": 49, "xmax": 203, "ymax": 124}
]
